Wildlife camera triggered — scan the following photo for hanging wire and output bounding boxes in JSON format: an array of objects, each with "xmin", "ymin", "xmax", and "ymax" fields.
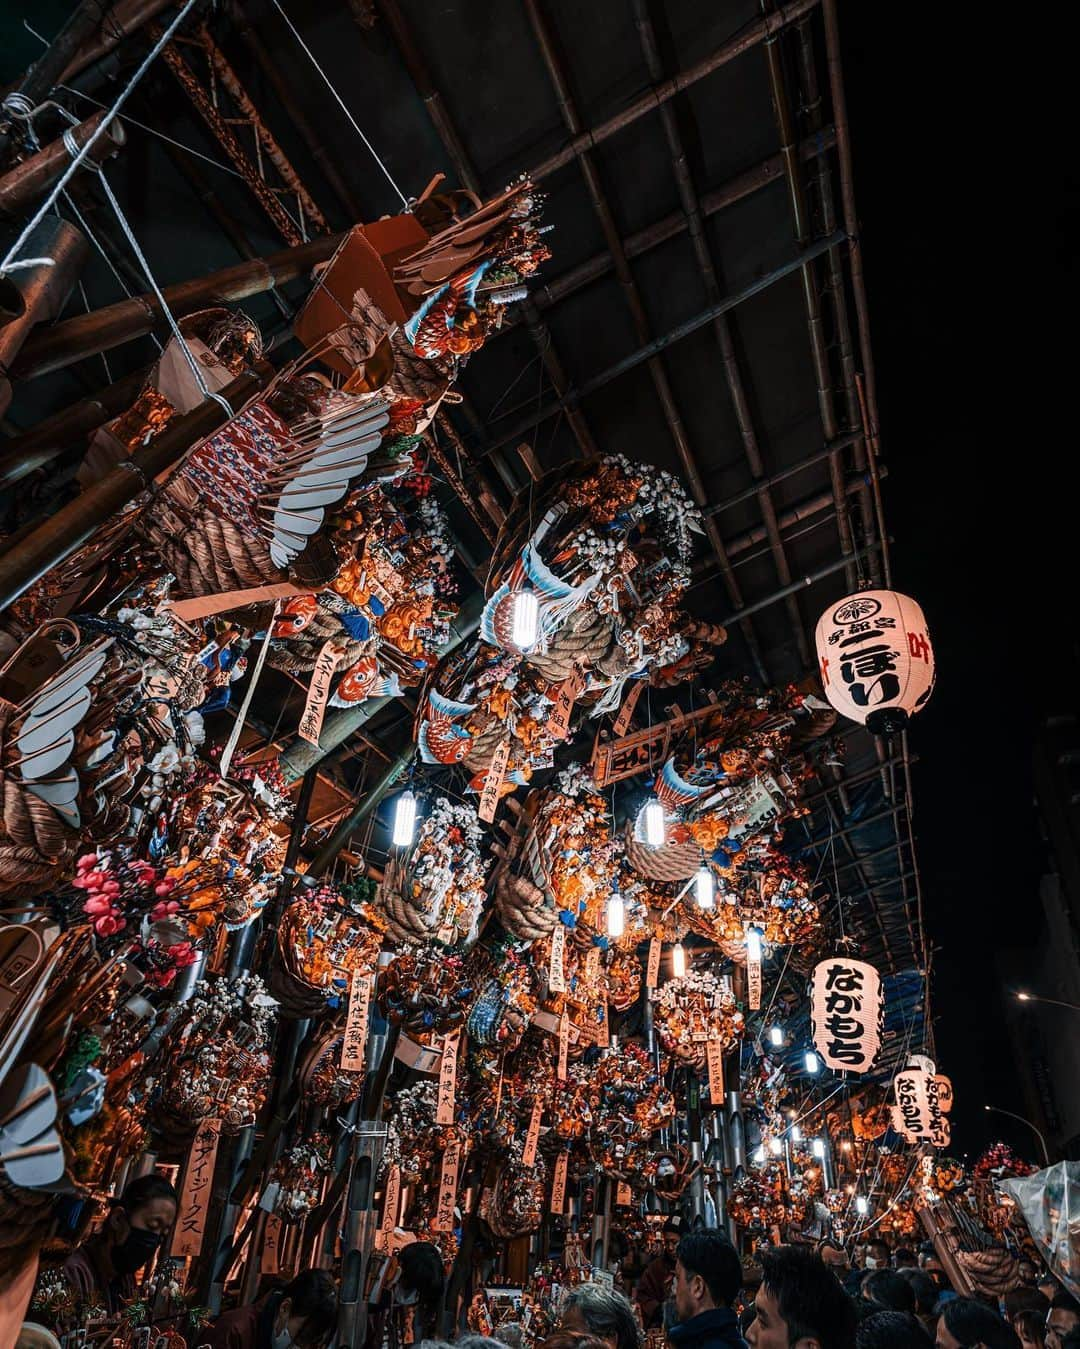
[
  {"xmin": 266, "ymin": 0, "xmax": 407, "ymax": 208},
  {"xmin": 1, "ymin": 0, "xmax": 201, "ymax": 275}
]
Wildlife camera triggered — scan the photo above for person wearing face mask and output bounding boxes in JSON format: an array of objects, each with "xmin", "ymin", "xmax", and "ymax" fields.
[
  {"xmin": 863, "ymin": 1242, "xmax": 892, "ymax": 1274},
  {"xmin": 62, "ymin": 1174, "xmax": 178, "ymax": 1315},
  {"xmin": 196, "ymin": 1268, "xmax": 338, "ymax": 1349}
]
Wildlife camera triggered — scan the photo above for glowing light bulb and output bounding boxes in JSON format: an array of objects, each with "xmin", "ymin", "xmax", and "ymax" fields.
[
  {"xmin": 769, "ymin": 1026, "xmax": 784, "ymax": 1047},
  {"xmin": 643, "ymin": 797, "xmax": 666, "ymax": 848},
  {"xmin": 812, "ymin": 1138, "xmax": 825, "ymax": 1159},
  {"xmin": 746, "ymin": 927, "xmax": 762, "ymax": 963},
  {"xmin": 607, "ymin": 893, "xmax": 625, "ymax": 939},
  {"xmin": 672, "ymin": 942, "xmax": 686, "ymax": 978},
  {"xmin": 694, "ymin": 865, "xmax": 714, "ymax": 909},
  {"xmin": 511, "ymin": 589, "xmax": 539, "ymax": 649},
  {"xmin": 392, "ymin": 789, "xmax": 417, "ymax": 847},
  {"xmin": 791, "ymin": 1125, "xmax": 802, "ymax": 1143},
  {"xmin": 769, "ymin": 1137, "xmax": 783, "ymax": 1156},
  {"xmin": 804, "ymin": 1051, "xmax": 820, "ymax": 1074},
  {"xmin": 855, "ymin": 1195, "xmax": 869, "ymax": 1216},
  {"xmin": 842, "ymin": 1140, "xmax": 852, "ymax": 1153},
  {"xmin": 752, "ymin": 1145, "xmax": 765, "ymax": 1164}
]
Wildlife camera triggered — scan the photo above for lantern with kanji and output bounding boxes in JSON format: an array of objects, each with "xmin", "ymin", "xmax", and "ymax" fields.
[
  {"xmin": 810, "ymin": 957, "xmax": 883, "ymax": 1073},
  {"xmin": 815, "ymin": 590, "xmax": 935, "ymax": 734}
]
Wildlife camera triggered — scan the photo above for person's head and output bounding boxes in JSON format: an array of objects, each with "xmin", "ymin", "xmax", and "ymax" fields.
[
  {"xmin": 673, "ymin": 1231, "xmax": 742, "ymax": 1322},
  {"xmin": 560, "ymin": 1285, "xmax": 640, "ymax": 1349},
  {"xmin": 746, "ymin": 1246, "xmax": 857, "ymax": 1349},
  {"xmin": 539, "ymin": 1333, "xmax": 610, "ymax": 1349},
  {"xmin": 1046, "ymin": 1294, "xmax": 1080, "ymax": 1349},
  {"xmin": 106, "ymin": 1174, "xmax": 178, "ymax": 1276},
  {"xmin": 1013, "ymin": 1309, "xmax": 1045, "ymax": 1349},
  {"xmin": 494, "ymin": 1325, "xmax": 525, "ymax": 1349},
  {"xmin": 865, "ymin": 1242, "xmax": 892, "ymax": 1272},
  {"xmin": 861, "ymin": 1271, "xmax": 915, "ymax": 1315},
  {"xmin": 1018, "ymin": 1263, "xmax": 1039, "ymax": 1288},
  {"xmin": 1005, "ymin": 1291, "xmax": 1049, "ymax": 1324},
  {"xmin": 1061, "ymin": 1330, "xmax": 1080, "ymax": 1349},
  {"xmin": 1039, "ymin": 1280, "xmax": 1061, "ymax": 1306},
  {"xmin": 895, "ymin": 1251, "xmax": 918, "ymax": 1271},
  {"xmin": 936, "ymin": 1296, "xmax": 1021, "ymax": 1349},
  {"xmin": 396, "ymin": 1241, "xmax": 445, "ymax": 1326},
  {"xmin": 856, "ymin": 1311, "xmax": 933, "ymax": 1349},
  {"xmin": 899, "ymin": 1269, "xmax": 941, "ymax": 1319},
  {"xmin": 662, "ymin": 1217, "xmax": 685, "ymax": 1261},
  {"xmin": 923, "ymin": 1257, "xmax": 949, "ymax": 1296},
  {"xmin": 818, "ymin": 1241, "xmax": 849, "ymax": 1272},
  {"xmin": 271, "ymin": 1269, "xmax": 337, "ymax": 1349}
]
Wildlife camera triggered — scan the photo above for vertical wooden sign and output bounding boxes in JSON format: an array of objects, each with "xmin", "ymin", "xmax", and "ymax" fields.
[
  {"xmin": 548, "ymin": 924, "xmax": 566, "ymax": 993},
  {"xmin": 341, "ymin": 970, "xmax": 372, "ymax": 1069},
  {"xmin": 479, "ymin": 739, "xmax": 511, "ymax": 823},
  {"xmin": 379, "ymin": 1165, "xmax": 402, "ymax": 1245},
  {"xmin": 522, "ymin": 1100, "xmax": 543, "ymax": 1167},
  {"xmin": 297, "ymin": 642, "xmax": 343, "ymax": 745},
  {"xmin": 260, "ymin": 1213, "xmax": 283, "ymax": 1274},
  {"xmin": 646, "ymin": 936, "xmax": 662, "ymax": 989},
  {"xmin": 747, "ymin": 955, "xmax": 762, "ymax": 1010},
  {"xmin": 546, "ymin": 665, "xmax": 585, "ymax": 740},
  {"xmin": 436, "ymin": 1030, "xmax": 460, "ymax": 1125},
  {"xmin": 706, "ymin": 1039, "xmax": 726, "ymax": 1106},
  {"xmin": 550, "ymin": 1151, "xmax": 569, "ymax": 1214},
  {"xmin": 171, "ymin": 1118, "xmax": 222, "ymax": 1258},
  {"xmin": 612, "ymin": 680, "xmax": 645, "ymax": 737},
  {"xmin": 433, "ymin": 1141, "xmax": 461, "ymax": 1231},
  {"xmin": 615, "ymin": 1181, "xmax": 632, "ymax": 1206},
  {"xmin": 558, "ymin": 1013, "xmax": 570, "ymax": 1079}
]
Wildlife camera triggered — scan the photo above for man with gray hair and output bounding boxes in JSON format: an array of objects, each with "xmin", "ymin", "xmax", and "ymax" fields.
[{"xmin": 560, "ymin": 1283, "xmax": 642, "ymax": 1349}]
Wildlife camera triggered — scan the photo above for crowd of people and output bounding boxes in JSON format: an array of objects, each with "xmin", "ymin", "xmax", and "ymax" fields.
[{"xmin": 34, "ymin": 1179, "xmax": 1080, "ymax": 1349}]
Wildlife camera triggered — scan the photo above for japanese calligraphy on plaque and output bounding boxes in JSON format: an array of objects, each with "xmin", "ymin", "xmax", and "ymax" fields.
[
  {"xmin": 810, "ymin": 958, "xmax": 882, "ymax": 1073},
  {"xmin": 706, "ymin": 1039, "xmax": 725, "ymax": 1106},
  {"xmin": 479, "ymin": 739, "xmax": 511, "ymax": 823},
  {"xmin": 548, "ymin": 924, "xmax": 566, "ymax": 993},
  {"xmin": 436, "ymin": 1030, "xmax": 460, "ymax": 1125},
  {"xmin": 546, "ymin": 664, "xmax": 585, "ymax": 740},
  {"xmin": 646, "ymin": 936, "xmax": 661, "ymax": 989},
  {"xmin": 615, "ymin": 1181, "xmax": 632, "ymax": 1206},
  {"xmin": 379, "ymin": 1165, "xmax": 402, "ymax": 1245},
  {"xmin": 815, "ymin": 590, "xmax": 935, "ymax": 730},
  {"xmin": 297, "ymin": 641, "xmax": 343, "ymax": 745},
  {"xmin": 611, "ymin": 679, "xmax": 645, "ymax": 737},
  {"xmin": 260, "ymin": 1213, "xmax": 282, "ymax": 1274},
  {"xmin": 171, "ymin": 1118, "xmax": 221, "ymax": 1257},
  {"xmin": 522, "ymin": 1099, "xmax": 543, "ymax": 1167},
  {"xmin": 550, "ymin": 1150, "xmax": 569, "ymax": 1213},
  {"xmin": 747, "ymin": 954, "xmax": 762, "ymax": 1010},
  {"xmin": 558, "ymin": 1013, "xmax": 569, "ymax": 1079},
  {"xmin": 341, "ymin": 970, "xmax": 372, "ymax": 1070},
  {"xmin": 891, "ymin": 1059, "xmax": 953, "ymax": 1148},
  {"xmin": 433, "ymin": 1140, "xmax": 461, "ymax": 1231}
]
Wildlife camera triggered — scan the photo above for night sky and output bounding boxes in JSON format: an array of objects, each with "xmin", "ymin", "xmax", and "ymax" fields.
[{"xmin": 840, "ymin": 10, "xmax": 1073, "ymax": 1158}]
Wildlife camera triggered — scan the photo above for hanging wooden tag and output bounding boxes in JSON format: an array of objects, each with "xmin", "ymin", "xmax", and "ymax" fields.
[
  {"xmin": 297, "ymin": 641, "xmax": 344, "ymax": 745},
  {"xmin": 433, "ymin": 1140, "xmax": 461, "ymax": 1231},
  {"xmin": 584, "ymin": 946, "xmax": 600, "ymax": 983},
  {"xmin": 595, "ymin": 995, "xmax": 609, "ymax": 1049},
  {"xmin": 260, "ymin": 1213, "xmax": 283, "ymax": 1274},
  {"xmin": 748, "ymin": 955, "xmax": 762, "ymax": 1010},
  {"xmin": 646, "ymin": 936, "xmax": 662, "ymax": 989},
  {"xmin": 170, "ymin": 1117, "xmax": 221, "ymax": 1258},
  {"xmin": 615, "ymin": 1181, "xmax": 632, "ymax": 1206},
  {"xmin": 706, "ymin": 1039, "xmax": 726, "ymax": 1106},
  {"xmin": 612, "ymin": 680, "xmax": 645, "ymax": 737},
  {"xmin": 436, "ymin": 1030, "xmax": 460, "ymax": 1125},
  {"xmin": 558, "ymin": 1012, "xmax": 570, "ymax": 1079},
  {"xmin": 546, "ymin": 664, "xmax": 585, "ymax": 740},
  {"xmin": 479, "ymin": 739, "xmax": 511, "ymax": 823},
  {"xmin": 380, "ymin": 1165, "xmax": 402, "ymax": 1240},
  {"xmin": 165, "ymin": 581, "xmax": 308, "ymax": 623},
  {"xmin": 548, "ymin": 924, "xmax": 566, "ymax": 993},
  {"xmin": 341, "ymin": 970, "xmax": 372, "ymax": 1070},
  {"xmin": 550, "ymin": 1151, "xmax": 569, "ymax": 1214},
  {"xmin": 522, "ymin": 1099, "xmax": 543, "ymax": 1167}
]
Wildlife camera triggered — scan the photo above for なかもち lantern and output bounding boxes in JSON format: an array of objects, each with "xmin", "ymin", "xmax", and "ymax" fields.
[{"xmin": 815, "ymin": 590, "xmax": 935, "ymax": 734}]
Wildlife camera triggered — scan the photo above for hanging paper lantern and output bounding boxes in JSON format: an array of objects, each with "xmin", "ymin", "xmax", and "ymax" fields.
[
  {"xmin": 890, "ymin": 1058, "xmax": 953, "ymax": 1148},
  {"xmin": 815, "ymin": 591, "xmax": 935, "ymax": 734},
  {"xmin": 810, "ymin": 957, "xmax": 883, "ymax": 1073}
]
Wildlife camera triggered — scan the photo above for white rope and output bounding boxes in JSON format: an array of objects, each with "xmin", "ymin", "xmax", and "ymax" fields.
[
  {"xmin": 1, "ymin": 0, "xmax": 200, "ymax": 276},
  {"xmin": 267, "ymin": 0, "xmax": 408, "ymax": 208}
]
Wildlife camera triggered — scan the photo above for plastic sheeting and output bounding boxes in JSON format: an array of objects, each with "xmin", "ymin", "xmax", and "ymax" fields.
[{"xmin": 1001, "ymin": 1162, "xmax": 1080, "ymax": 1296}]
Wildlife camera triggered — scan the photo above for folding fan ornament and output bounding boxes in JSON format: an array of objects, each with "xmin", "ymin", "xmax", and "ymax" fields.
[
  {"xmin": 0, "ymin": 622, "xmax": 130, "ymax": 895},
  {"xmin": 0, "ymin": 1063, "xmax": 65, "ymax": 1191}
]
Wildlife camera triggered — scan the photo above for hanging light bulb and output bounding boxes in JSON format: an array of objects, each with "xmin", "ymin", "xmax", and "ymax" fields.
[
  {"xmin": 694, "ymin": 865, "xmax": 715, "ymax": 909},
  {"xmin": 812, "ymin": 1138, "xmax": 825, "ymax": 1159},
  {"xmin": 746, "ymin": 927, "xmax": 762, "ymax": 963},
  {"xmin": 768, "ymin": 1137, "xmax": 783, "ymax": 1156},
  {"xmin": 643, "ymin": 797, "xmax": 666, "ymax": 848},
  {"xmin": 672, "ymin": 941, "xmax": 686, "ymax": 978},
  {"xmin": 855, "ymin": 1195, "xmax": 869, "ymax": 1216},
  {"xmin": 752, "ymin": 1145, "xmax": 766, "ymax": 1164},
  {"xmin": 769, "ymin": 1025, "xmax": 784, "ymax": 1047},
  {"xmin": 804, "ymin": 1050, "xmax": 820, "ymax": 1074},
  {"xmin": 790, "ymin": 1124, "xmax": 802, "ymax": 1143},
  {"xmin": 841, "ymin": 1140, "xmax": 853, "ymax": 1153},
  {"xmin": 392, "ymin": 789, "xmax": 417, "ymax": 847},
  {"xmin": 607, "ymin": 893, "xmax": 625, "ymax": 939},
  {"xmin": 511, "ymin": 589, "xmax": 539, "ymax": 649}
]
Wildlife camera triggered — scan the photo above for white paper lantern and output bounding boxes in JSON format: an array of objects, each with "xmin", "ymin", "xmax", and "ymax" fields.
[
  {"xmin": 815, "ymin": 590, "xmax": 935, "ymax": 734},
  {"xmin": 890, "ymin": 1059, "xmax": 953, "ymax": 1148},
  {"xmin": 810, "ymin": 957, "xmax": 883, "ymax": 1074}
]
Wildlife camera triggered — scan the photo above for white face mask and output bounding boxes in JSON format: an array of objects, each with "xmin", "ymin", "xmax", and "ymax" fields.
[
  {"xmin": 272, "ymin": 1328, "xmax": 294, "ymax": 1349},
  {"xmin": 864, "ymin": 1257, "xmax": 879, "ymax": 1270}
]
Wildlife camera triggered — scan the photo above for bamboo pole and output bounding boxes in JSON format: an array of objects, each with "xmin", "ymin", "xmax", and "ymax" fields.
[
  {"xmin": 12, "ymin": 234, "xmax": 341, "ymax": 380},
  {"xmin": 0, "ymin": 218, "xmax": 89, "ymax": 416},
  {"xmin": 0, "ymin": 111, "xmax": 125, "ymax": 218},
  {"xmin": 0, "ymin": 363, "xmax": 273, "ymax": 612}
]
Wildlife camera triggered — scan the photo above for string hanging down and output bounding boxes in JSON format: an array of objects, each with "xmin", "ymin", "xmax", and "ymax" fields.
[
  {"xmin": 268, "ymin": 0, "xmax": 408, "ymax": 208},
  {"xmin": 1, "ymin": 0, "xmax": 201, "ymax": 276}
]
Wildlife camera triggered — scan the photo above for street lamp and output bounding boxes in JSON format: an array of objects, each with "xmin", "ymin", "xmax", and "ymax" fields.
[
  {"xmin": 1015, "ymin": 991, "xmax": 1080, "ymax": 1014},
  {"xmin": 984, "ymin": 1104, "xmax": 1051, "ymax": 1167}
]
